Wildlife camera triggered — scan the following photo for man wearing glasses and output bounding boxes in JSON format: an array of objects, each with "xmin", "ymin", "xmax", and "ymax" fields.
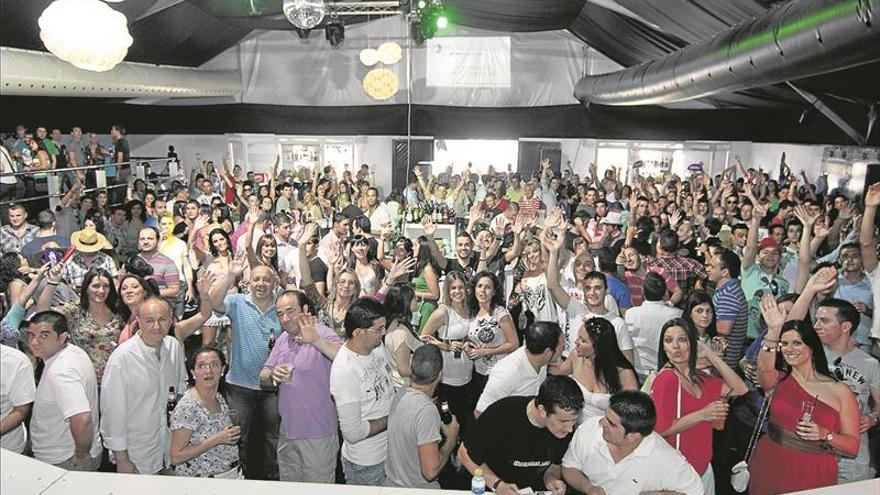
[{"xmin": 330, "ymin": 298, "xmax": 393, "ymax": 485}]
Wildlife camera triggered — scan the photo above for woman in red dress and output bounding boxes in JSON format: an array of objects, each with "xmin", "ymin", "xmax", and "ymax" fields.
[
  {"xmin": 750, "ymin": 295, "xmax": 860, "ymax": 494},
  {"xmin": 650, "ymin": 318, "xmax": 748, "ymax": 495}
]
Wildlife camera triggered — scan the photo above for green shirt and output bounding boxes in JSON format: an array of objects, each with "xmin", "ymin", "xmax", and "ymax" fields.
[{"xmin": 740, "ymin": 263, "xmax": 790, "ymax": 339}]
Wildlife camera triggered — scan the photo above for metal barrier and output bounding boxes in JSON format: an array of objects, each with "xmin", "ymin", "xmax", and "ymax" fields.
[{"xmin": 0, "ymin": 157, "xmax": 178, "ymax": 211}]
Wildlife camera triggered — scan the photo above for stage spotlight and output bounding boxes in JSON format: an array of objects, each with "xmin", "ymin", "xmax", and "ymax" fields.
[
  {"xmin": 325, "ymin": 16, "xmax": 344, "ymax": 48},
  {"xmin": 435, "ymin": 13, "xmax": 448, "ymax": 29},
  {"xmin": 411, "ymin": 19, "xmax": 425, "ymax": 46}
]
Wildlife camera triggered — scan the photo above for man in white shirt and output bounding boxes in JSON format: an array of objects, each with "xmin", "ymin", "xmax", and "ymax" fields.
[
  {"xmin": 101, "ymin": 298, "xmax": 188, "ymax": 474},
  {"xmin": 0, "ymin": 344, "xmax": 35, "ymax": 454},
  {"xmin": 330, "ymin": 298, "xmax": 394, "ymax": 485},
  {"xmin": 196, "ymin": 178, "xmax": 222, "ymax": 205},
  {"xmin": 624, "ymin": 273, "xmax": 683, "ymax": 380},
  {"xmin": 27, "ymin": 311, "xmax": 102, "ymax": 470},
  {"xmin": 476, "ymin": 322, "xmax": 564, "ymax": 416},
  {"xmin": 562, "ymin": 390, "xmax": 704, "ymax": 495}
]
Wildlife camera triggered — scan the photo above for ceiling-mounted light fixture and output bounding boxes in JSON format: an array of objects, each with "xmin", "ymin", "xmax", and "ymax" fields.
[
  {"xmin": 38, "ymin": 0, "xmax": 133, "ymax": 72},
  {"xmin": 283, "ymin": 0, "xmax": 326, "ymax": 30}
]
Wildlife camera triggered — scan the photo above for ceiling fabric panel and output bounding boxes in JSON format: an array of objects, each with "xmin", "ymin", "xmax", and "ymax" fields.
[
  {"xmin": 567, "ymin": 3, "xmax": 686, "ymax": 68},
  {"xmin": 613, "ymin": 0, "xmax": 767, "ymax": 43},
  {"xmin": 443, "ymin": 0, "xmax": 585, "ymax": 32}
]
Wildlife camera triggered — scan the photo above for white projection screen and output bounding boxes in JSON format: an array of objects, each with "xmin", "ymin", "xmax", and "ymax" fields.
[{"xmin": 426, "ymin": 36, "xmax": 511, "ymax": 88}]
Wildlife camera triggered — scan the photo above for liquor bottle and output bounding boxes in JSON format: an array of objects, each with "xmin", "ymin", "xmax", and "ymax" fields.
[
  {"xmin": 166, "ymin": 386, "xmax": 177, "ymax": 428},
  {"xmin": 268, "ymin": 332, "xmax": 276, "ymax": 352}
]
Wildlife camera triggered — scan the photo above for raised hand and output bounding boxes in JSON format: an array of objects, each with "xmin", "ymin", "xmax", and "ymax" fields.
[
  {"xmin": 388, "ymin": 256, "xmax": 417, "ymax": 282},
  {"xmin": 669, "ymin": 209, "xmax": 683, "ymax": 228},
  {"xmin": 866, "ymin": 183, "xmax": 880, "ymax": 208},
  {"xmin": 792, "ymin": 205, "xmax": 818, "ymax": 227},
  {"xmin": 299, "ymin": 222, "xmax": 318, "ymax": 243},
  {"xmin": 46, "ymin": 263, "xmax": 64, "ymax": 285},
  {"xmin": 294, "ymin": 312, "xmax": 319, "ymax": 344},
  {"xmin": 423, "ymin": 216, "xmax": 436, "ymax": 237},
  {"xmin": 545, "ymin": 207, "xmax": 564, "ymax": 229},
  {"xmin": 196, "ymin": 270, "xmax": 217, "ymax": 296},
  {"xmin": 230, "ymin": 250, "xmax": 248, "ymax": 277},
  {"xmin": 813, "ymin": 218, "xmax": 831, "ymax": 239},
  {"xmin": 807, "ymin": 266, "xmax": 838, "ymax": 294},
  {"xmin": 752, "ymin": 203, "xmax": 768, "ymax": 219},
  {"xmin": 759, "ymin": 291, "xmax": 788, "ymax": 329}
]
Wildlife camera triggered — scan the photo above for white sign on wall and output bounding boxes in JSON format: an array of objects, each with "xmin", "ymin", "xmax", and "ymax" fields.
[{"xmin": 426, "ymin": 36, "xmax": 511, "ymax": 88}]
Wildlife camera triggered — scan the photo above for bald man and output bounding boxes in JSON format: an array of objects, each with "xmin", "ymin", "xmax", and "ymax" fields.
[
  {"xmin": 210, "ymin": 260, "xmax": 282, "ymax": 480},
  {"xmin": 101, "ymin": 298, "xmax": 188, "ymax": 474}
]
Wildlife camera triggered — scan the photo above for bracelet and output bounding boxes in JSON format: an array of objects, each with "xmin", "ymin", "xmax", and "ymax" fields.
[
  {"xmin": 760, "ymin": 343, "xmax": 779, "ymax": 353},
  {"xmin": 492, "ymin": 479, "xmax": 503, "ymax": 491},
  {"xmin": 47, "ymin": 281, "xmax": 60, "ymax": 286}
]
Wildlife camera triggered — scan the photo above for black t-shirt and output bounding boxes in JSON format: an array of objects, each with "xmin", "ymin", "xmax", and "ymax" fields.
[
  {"xmin": 341, "ymin": 204, "xmax": 364, "ymax": 220},
  {"xmin": 310, "ymin": 257, "xmax": 329, "ymax": 284},
  {"xmin": 114, "ymin": 137, "xmax": 130, "ymax": 163},
  {"xmin": 464, "ymin": 396, "xmax": 572, "ymax": 490},
  {"xmin": 445, "ymin": 253, "xmax": 479, "ymax": 280}
]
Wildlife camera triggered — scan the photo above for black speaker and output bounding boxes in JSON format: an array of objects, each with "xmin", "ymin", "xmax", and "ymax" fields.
[
  {"xmin": 518, "ymin": 141, "xmax": 561, "ymax": 180},
  {"xmin": 391, "ymin": 139, "xmax": 434, "ymax": 192}
]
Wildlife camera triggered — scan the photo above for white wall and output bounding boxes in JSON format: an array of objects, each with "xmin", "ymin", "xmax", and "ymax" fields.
[
  {"xmin": 750, "ymin": 142, "xmax": 826, "ymax": 179},
  {"xmin": 128, "ymin": 134, "xmax": 837, "ymax": 196}
]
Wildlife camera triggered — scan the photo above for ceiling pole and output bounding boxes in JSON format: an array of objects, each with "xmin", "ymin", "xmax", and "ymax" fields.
[{"xmin": 786, "ymin": 82, "xmax": 867, "ymax": 145}]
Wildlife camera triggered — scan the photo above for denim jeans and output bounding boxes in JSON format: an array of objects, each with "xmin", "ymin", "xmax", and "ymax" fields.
[
  {"xmin": 342, "ymin": 457, "xmax": 386, "ymax": 486},
  {"xmin": 225, "ymin": 383, "xmax": 280, "ymax": 480}
]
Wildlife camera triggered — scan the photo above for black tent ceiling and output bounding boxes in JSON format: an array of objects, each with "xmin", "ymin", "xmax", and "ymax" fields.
[{"xmin": 1, "ymin": 0, "xmax": 878, "ymax": 110}]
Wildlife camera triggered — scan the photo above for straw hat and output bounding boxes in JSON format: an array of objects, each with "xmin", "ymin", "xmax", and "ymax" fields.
[{"xmin": 70, "ymin": 228, "xmax": 110, "ymax": 253}]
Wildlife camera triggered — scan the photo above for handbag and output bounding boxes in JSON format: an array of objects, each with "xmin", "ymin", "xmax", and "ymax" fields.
[{"xmin": 730, "ymin": 394, "xmax": 773, "ymax": 492}]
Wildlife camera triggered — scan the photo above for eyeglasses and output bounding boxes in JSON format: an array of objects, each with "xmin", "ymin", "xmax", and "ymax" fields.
[
  {"xmin": 195, "ymin": 361, "xmax": 223, "ymax": 370},
  {"xmin": 363, "ymin": 324, "xmax": 385, "ymax": 335},
  {"xmin": 140, "ymin": 316, "xmax": 172, "ymax": 328}
]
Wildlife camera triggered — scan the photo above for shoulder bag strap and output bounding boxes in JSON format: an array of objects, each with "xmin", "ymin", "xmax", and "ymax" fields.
[{"xmin": 743, "ymin": 394, "xmax": 773, "ymax": 462}]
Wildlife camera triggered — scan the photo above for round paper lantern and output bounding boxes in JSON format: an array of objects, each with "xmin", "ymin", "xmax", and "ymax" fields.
[
  {"xmin": 359, "ymin": 48, "xmax": 379, "ymax": 67},
  {"xmin": 362, "ymin": 68, "xmax": 399, "ymax": 100},
  {"xmin": 38, "ymin": 0, "xmax": 133, "ymax": 72},
  {"xmin": 377, "ymin": 41, "xmax": 402, "ymax": 65}
]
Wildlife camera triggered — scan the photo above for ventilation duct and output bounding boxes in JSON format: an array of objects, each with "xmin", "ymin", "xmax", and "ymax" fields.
[
  {"xmin": 574, "ymin": 0, "xmax": 880, "ymax": 106},
  {"xmin": 0, "ymin": 47, "xmax": 241, "ymax": 98}
]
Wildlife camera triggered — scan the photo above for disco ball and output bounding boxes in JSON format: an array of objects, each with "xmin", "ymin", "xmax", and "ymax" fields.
[{"xmin": 283, "ymin": 0, "xmax": 326, "ymax": 30}]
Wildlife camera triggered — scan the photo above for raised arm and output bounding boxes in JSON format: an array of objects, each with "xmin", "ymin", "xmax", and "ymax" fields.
[
  {"xmin": 742, "ymin": 200, "xmax": 766, "ymax": 269},
  {"xmin": 422, "ymin": 217, "xmax": 448, "ymax": 271},
  {"xmin": 544, "ymin": 228, "xmax": 571, "ymax": 309},
  {"xmin": 175, "ymin": 271, "xmax": 219, "ymax": 341},
  {"xmin": 757, "ymin": 293, "xmax": 788, "ymax": 394},
  {"xmin": 860, "ymin": 183, "xmax": 880, "ymax": 273}
]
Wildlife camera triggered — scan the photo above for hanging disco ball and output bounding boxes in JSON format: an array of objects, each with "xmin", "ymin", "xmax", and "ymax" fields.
[{"xmin": 282, "ymin": 0, "xmax": 326, "ymax": 30}]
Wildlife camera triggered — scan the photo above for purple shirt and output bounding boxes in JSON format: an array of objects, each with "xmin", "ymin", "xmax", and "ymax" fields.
[{"xmin": 263, "ymin": 324, "xmax": 342, "ymax": 439}]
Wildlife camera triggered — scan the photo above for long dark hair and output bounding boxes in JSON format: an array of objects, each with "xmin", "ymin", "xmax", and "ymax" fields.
[
  {"xmin": 0, "ymin": 252, "xmax": 27, "ymax": 292},
  {"xmin": 80, "ymin": 268, "xmax": 119, "ymax": 314},
  {"xmin": 125, "ymin": 199, "xmax": 147, "ymax": 223},
  {"xmin": 776, "ymin": 319, "xmax": 834, "ymax": 380},
  {"xmin": 207, "ymin": 228, "xmax": 232, "ymax": 258},
  {"xmin": 255, "ymin": 234, "xmax": 279, "ymax": 271},
  {"xmin": 467, "ymin": 271, "xmax": 504, "ymax": 317},
  {"xmin": 581, "ymin": 317, "xmax": 635, "ymax": 394},
  {"xmin": 117, "ymin": 274, "xmax": 159, "ymax": 322},
  {"xmin": 414, "ymin": 235, "xmax": 439, "ymax": 275},
  {"xmin": 383, "ymin": 283, "xmax": 417, "ymax": 334},
  {"xmin": 657, "ymin": 317, "xmax": 702, "ymax": 386},
  {"xmin": 347, "ymin": 235, "xmax": 385, "ymax": 283},
  {"xmin": 682, "ymin": 291, "xmax": 716, "ymax": 337}
]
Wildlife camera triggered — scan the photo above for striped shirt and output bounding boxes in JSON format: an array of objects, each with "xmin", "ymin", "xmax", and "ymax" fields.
[
  {"xmin": 140, "ymin": 252, "xmax": 179, "ymax": 291},
  {"xmin": 222, "ymin": 293, "xmax": 281, "ymax": 390},
  {"xmin": 712, "ymin": 278, "xmax": 749, "ymax": 369}
]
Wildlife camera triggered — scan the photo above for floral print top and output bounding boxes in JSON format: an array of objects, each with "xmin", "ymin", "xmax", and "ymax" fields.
[
  {"xmin": 170, "ymin": 391, "xmax": 239, "ymax": 477},
  {"xmin": 55, "ymin": 302, "xmax": 122, "ymax": 386}
]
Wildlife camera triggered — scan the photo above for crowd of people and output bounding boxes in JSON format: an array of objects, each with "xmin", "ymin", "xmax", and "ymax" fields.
[{"xmin": 1, "ymin": 130, "xmax": 879, "ymax": 495}]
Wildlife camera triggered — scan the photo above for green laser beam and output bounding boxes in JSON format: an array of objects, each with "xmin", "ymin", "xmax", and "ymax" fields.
[{"xmin": 712, "ymin": 0, "xmax": 858, "ymax": 58}]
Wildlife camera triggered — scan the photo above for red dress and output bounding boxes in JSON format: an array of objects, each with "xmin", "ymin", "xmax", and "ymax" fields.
[
  {"xmin": 749, "ymin": 375, "xmax": 839, "ymax": 494},
  {"xmin": 652, "ymin": 368, "xmax": 724, "ymax": 475}
]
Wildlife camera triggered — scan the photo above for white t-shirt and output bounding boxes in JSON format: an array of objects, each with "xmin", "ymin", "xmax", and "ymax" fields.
[
  {"xmin": 468, "ymin": 306, "xmax": 513, "ymax": 375},
  {"xmin": 435, "ymin": 306, "xmax": 473, "ymax": 387},
  {"xmin": 562, "ymin": 416, "xmax": 704, "ymax": 495},
  {"xmin": 625, "ymin": 301, "xmax": 683, "ymax": 376},
  {"xmin": 567, "ymin": 299, "xmax": 633, "ymax": 355},
  {"xmin": 868, "ymin": 267, "xmax": 880, "ymax": 339},
  {"xmin": 0, "ymin": 345, "xmax": 35, "ymax": 453},
  {"xmin": 558, "ymin": 285, "xmax": 618, "ymax": 356},
  {"xmin": 330, "ymin": 344, "xmax": 394, "ymax": 466},
  {"xmin": 31, "ymin": 344, "xmax": 102, "ymax": 464},
  {"xmin": 476, "ymin": 347, "xmax": 546, "ymax": 413}
]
